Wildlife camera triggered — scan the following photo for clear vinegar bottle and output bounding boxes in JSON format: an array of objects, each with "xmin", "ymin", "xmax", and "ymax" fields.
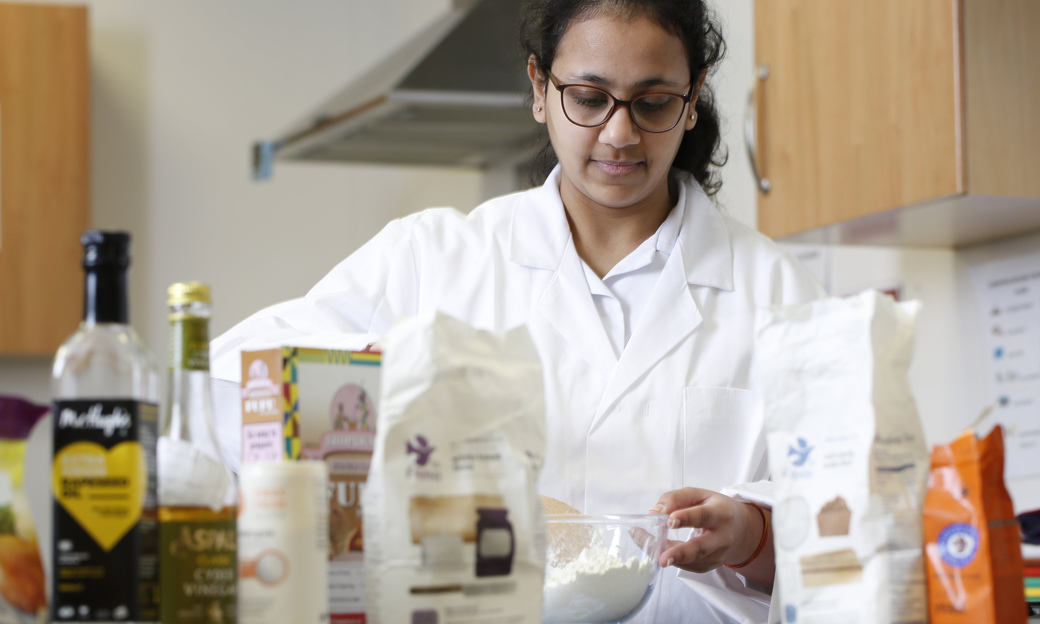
[
  {"xmin": 51, "ymin": 230, "xmax": 161, "ymax": 623},
  {"xmin": 157, "ymin": 282, "xmax": 237, "ymax": 624}
]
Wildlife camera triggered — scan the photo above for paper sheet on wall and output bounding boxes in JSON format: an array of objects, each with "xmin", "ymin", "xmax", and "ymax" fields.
[
  {"xmin": 969, "ymin": 252, "xmax": 1040, "ymax": 479},
  {"xmin": 781, "ymin": 243, "xmax": 832, "ymax": 294}
]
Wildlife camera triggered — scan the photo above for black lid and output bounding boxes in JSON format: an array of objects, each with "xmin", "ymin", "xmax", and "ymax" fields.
[{"xmin": 81, "ymin": 230, "xmax": 131, "ymax": 269}]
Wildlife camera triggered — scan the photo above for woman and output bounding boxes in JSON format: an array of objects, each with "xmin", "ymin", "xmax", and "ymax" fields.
[{"xmin": 211, "ymin": 0, "xmax": 822, "ymax": 621}]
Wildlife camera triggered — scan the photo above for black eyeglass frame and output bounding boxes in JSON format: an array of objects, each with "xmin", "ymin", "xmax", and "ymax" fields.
[{"xmin": 546, "ymin": 70, "xmax": 695, "ymax": 133}]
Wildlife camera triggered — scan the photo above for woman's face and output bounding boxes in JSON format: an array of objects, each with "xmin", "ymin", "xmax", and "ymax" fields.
[{"xmin": 529, "ymin": 12, "xmax": 697, "ymax": 216}]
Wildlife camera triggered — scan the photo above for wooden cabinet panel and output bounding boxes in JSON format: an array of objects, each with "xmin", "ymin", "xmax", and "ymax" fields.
[
  {"xmin": 753, "ymin": 0, "xmax": 1040, "ymax": 246},
  {"xmin": 0, "ymin": 4, "xmax": 89, "ymax": 355},
  {"xmin": 963, "ymin": 0, "xmax": 1040, "ymax": 198}
]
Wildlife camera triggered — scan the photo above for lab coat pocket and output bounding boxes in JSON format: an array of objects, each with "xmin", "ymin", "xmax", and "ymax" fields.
[{"xmin": 682, "ymin": 386, "xmax": 765, "ymax": 491}]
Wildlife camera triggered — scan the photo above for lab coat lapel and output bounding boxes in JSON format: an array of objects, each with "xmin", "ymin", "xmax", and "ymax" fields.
[
  {"xmin": 538, "ymin": 254, "xmax": 619, "ymax": 381},
  {"xmin": 592, "ymin": 178, "xmax": 734, "ymax": 424},
  {"xmin": 510, "ymin": 168, "xmax": 619, "ymax": 381},
  {"xmin": 594, "ymin": 247, "xmax": 700, "ymax": 419}
]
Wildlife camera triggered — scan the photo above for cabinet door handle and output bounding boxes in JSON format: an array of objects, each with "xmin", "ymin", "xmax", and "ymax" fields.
[{"xmin": 744, "ymin": 63, "xmax": 771, "ymax": 194}]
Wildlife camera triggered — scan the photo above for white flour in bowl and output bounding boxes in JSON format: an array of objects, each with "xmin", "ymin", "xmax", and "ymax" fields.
[{"xmin": 543, "ymin": 541, "xmax": 653, "ymax": 623}]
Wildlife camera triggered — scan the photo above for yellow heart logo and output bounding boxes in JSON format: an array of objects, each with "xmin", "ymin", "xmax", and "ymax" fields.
[{"xmin": 52, "ymin": 441, "xmax": 146, "ymax": 551}]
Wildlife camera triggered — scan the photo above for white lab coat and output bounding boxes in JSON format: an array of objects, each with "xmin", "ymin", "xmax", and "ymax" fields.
[{"xmin": 210, "ymin": 166, "xmax": 823, "ymax": 623}]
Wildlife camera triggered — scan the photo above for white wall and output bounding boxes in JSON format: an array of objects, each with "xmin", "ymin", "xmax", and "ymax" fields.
[{"xmin": 704, "ymin": 0, "xmax": 757, "ymax": 227}]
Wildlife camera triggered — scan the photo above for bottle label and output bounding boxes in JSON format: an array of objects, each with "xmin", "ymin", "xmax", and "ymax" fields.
[
  {"xmin": 51, "ymin": 399, "xmax": 159, "ymax": 622},
  {"xmin": 158, "ymin": 436, "xmax": 233, "ymax": 509},
  {"xmin": 170, "ymin": 317, "xmax": 210, "ymax": 371},
  {"xmin": 159, "ymin": 512, "xmax": 237, "ymax": 624}
]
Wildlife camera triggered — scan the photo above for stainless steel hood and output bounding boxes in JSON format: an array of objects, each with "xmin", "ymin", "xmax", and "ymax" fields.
[{"xmin": 253, "ymin": 0, "xmax": 541, "ymax": 178}]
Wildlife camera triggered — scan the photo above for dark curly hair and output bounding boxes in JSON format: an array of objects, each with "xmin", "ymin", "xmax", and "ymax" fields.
[{"xmin": 519, "ymin": 0, "xmax": 727, "ymax": 194}]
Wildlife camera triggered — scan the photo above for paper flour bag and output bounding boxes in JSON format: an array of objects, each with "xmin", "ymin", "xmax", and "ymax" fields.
[
  {"xmin": 363, "ymin": 312, "xmax": 546, "ymax": 623},
  {"xmin": 924, "ymin": 425, "xmax": 1025, "ymax": 624},
  {"xmin": 758, "ymin": 290, "xmax": 929, "ymax": 624}
]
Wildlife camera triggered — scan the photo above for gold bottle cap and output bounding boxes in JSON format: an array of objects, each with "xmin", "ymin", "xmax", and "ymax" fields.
[{"xmin": 167, "ymin": 281, "xmax": 211, "ymax": 306}]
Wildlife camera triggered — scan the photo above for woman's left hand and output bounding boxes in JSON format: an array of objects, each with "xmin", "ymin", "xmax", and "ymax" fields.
[{"xmin": 649, "ymin": 487, "xmax": 764, "ymax": 574}]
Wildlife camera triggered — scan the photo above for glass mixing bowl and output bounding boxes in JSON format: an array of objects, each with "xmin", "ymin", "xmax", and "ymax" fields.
[{"xmin": 543, "ymin": 514, "xmax": 669, "ymax": 624}]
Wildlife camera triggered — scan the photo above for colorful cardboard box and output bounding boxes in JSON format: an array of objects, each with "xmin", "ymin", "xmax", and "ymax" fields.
[{"xmin": 240, "ymin": 346, "xmax": 380, "ymax": 624}]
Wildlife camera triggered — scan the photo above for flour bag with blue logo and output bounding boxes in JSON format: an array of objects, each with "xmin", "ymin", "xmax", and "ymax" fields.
[
  {"xmin": 757, "ymin": 290, "xmax": 929, "ymax": 624},
  {"xmin": 363, "ymin": 311, "xmax": 546, "ymax": 623}
]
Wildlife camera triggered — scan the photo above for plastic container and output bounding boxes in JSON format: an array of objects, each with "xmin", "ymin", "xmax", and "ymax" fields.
[
  {"xmin": 543, "ymin": 514, "xmax": 668, "ymax": 623},
  {"xmin": 238, "ymin": 461, "xmax": 328, "ymax": 624}
]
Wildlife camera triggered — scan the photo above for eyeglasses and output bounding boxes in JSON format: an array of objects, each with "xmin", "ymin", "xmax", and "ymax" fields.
[{"xmin": 547, "ymin": 71, "xmax": 693, "ymax": 133}]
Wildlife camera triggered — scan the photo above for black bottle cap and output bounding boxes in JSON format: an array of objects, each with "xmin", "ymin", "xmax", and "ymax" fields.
[{"xmin": 81, "ymin": 230, "xmax": 131, "ymax": 270}]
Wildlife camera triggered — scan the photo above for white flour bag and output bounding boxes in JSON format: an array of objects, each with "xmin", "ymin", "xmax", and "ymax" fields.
[
  {"xmin": 363, "ymin": 311, "xmax": 546, "ymax": 623},
  {"xmin": 757, "ymin": 290, "xmax": 929, "ymax": 624}
]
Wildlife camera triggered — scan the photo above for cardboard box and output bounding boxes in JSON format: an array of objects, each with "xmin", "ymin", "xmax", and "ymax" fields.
[{"xmin": 240, "ymin": 346, "xmax": 380, "ymax": 624}]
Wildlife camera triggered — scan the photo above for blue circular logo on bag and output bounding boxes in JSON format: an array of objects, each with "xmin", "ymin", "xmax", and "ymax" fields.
[{"xmin": 938, "ymin": 523, "xmax": 979, "ymax": 568}]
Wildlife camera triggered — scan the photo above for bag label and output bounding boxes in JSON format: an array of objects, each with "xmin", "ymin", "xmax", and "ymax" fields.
[
  {"xmin": 170, "ymin": 318, "xmax": 210, "ymax": 371},
  {"xmin": 937, "ymin": 523, "xmax": 979, "ymax": 568}
]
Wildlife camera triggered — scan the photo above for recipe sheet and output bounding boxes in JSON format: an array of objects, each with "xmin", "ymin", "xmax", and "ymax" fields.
[{"xmin": 969, "ymin": 252, "xmax": 1040, "ymax": 479}]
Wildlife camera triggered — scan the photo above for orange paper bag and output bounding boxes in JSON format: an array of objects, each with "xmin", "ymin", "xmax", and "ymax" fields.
[{"xmin": 923, "ymin": 425, "xmax": 1025, "ymax": 624}]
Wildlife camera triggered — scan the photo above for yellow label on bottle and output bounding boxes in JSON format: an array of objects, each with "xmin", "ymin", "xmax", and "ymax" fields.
[{"xmin": 51, "ymin": 441, "xmax": 145, "ymax": 551}]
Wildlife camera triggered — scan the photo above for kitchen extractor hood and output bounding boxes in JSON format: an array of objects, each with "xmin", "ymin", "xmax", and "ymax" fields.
[{"xmin": 253, "ymin": 0, "xmax": 542, "ymax": 178}]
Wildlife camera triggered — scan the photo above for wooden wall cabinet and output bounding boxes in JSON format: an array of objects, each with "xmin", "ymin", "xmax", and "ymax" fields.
[
  {"xmin": 0, "ymin": 3, "xmax": 89, "ymax": 355},
  {"xmin": 752, "ymin": 0, "xmax": 1040, "ymax": 246}
]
